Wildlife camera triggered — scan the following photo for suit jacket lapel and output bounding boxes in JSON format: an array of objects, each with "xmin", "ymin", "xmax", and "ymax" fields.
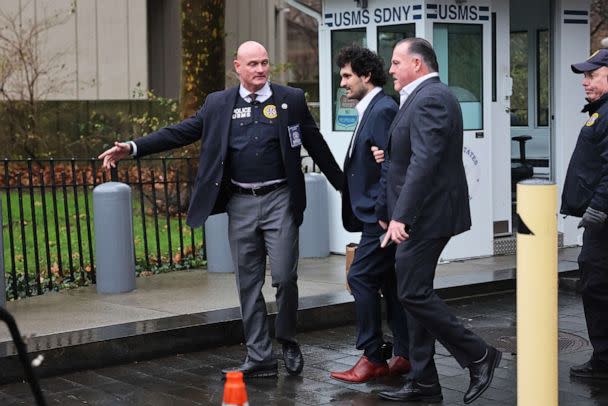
[
  {"xmin": 387, "ymin": 78, "xmax": 439, "ymax": 153},
  {"xmin": 270, "ymin": 83, "xmax": 289, "ymax": 152},
  {"xmin": 220, "ymin": 87, "xmax": 240, "ymax": 156},
  {"xmin": 345, "ymin": 91, "xmax": 384, "ymax": 165}
]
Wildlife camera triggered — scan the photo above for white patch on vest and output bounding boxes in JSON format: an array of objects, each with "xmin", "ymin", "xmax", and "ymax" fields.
[{"xmin": 232, "ymin": 107, "xmax": 251, "ymax": 119}]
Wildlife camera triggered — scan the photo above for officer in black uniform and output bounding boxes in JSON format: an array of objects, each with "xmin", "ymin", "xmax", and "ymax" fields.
[{"xmin": 562, "ymin": 48, "xmax": 608, "ymax": 380}]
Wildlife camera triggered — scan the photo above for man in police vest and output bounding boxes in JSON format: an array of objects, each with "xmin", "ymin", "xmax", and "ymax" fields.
[
  {"xmin": 562, "ymin": 48, "xmax": 608, "ymax": 381},
  {"xmin": 98, "ymin": 41, "xmax": 344, "ymax": 378}
]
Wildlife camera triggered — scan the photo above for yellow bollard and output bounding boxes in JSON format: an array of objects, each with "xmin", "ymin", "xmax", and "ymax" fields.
[{"xmin": 516, "ymin": 179, "xmax": 558, "ymax": 406}]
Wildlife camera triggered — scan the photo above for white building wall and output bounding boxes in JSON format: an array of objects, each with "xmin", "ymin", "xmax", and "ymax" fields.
[{"xmin": 0, "ymin": 0, "xmax": 147, "ymax": 100}]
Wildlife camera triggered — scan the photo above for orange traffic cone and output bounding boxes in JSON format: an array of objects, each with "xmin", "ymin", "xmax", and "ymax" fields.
[{"xmin": 222, "ymin": 371, "xmax": 249, "ymax": 406}]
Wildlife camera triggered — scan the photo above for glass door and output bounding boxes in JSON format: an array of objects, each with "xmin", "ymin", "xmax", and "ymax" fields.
[
  {"xmin": 433, "ymin": 22, "xmax": 494, "ymax": 259},
  {"xmin": 510, "ymin": 29, "xmax": 550, "ymax": 177}
]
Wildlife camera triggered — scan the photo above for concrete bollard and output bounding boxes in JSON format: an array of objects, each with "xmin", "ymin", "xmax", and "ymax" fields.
[
  {"xmin": 0, "ymin": 197, "xmax": 5, "ymax": 307},
  {"xmin": 299, "ymin": 173, "xmax": 329, "ymax": 258},
  {"xmin": 204, "ymin": 213, "xmax": 234, "ymax": 273},
  {"xmin": 516, "ymin": 179, "xmax": 557, "ymax": 406},
  {"xmin": 93, "ymin": 182, "xmax": 136, "ymax": 294}
]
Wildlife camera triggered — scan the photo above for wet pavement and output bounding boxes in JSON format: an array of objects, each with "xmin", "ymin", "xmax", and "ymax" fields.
[{"xmin": 1, "ymin": 289, "xmax": 606, "ymax": 405}]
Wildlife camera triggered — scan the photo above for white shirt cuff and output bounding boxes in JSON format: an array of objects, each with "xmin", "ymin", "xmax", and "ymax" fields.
[{"xmin": 128, "ymin": 141, "xmax": 138, "ymax": 157}]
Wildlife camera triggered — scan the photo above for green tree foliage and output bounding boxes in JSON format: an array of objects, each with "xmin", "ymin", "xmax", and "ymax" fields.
[{"xmin": 180, "ymin": 0, "xmax": 225, "ymax": 118}]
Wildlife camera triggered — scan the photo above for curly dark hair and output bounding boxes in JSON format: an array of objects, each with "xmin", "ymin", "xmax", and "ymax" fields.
[{"xmin": 336, "ymin": 45, "xmax": 387, "ymax": 87}]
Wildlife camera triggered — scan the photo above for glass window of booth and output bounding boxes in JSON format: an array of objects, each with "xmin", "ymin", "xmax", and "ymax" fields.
[
  {"xmin": 537, "ymin": 29, "xmax": 549, "ymax": 127},
  {"xmin": 510, "ymin": 31, "xmax": 528, "ymax": 126},
  {"xmin": 434, "ymin": 24, "xmax": 483, "ymax": 130},
  {"xmin": 331, "ymin": 28, "xmax": 366, "ymax": 131},
  {"xmin": 377, "ymin": 24, "xmax": 416, "ymax": 102}
]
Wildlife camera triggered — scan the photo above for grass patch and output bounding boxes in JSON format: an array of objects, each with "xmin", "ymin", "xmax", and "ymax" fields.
[{"xmin": 2, "ymin": 189, "xmax": 205, "ymax": 299}]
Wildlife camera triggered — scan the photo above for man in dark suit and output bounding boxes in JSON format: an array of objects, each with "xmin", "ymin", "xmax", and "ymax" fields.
[
  {"xmin": 329, "ymin": 45, "xmax": 410, "ymax": 384},
  {"xmin": 98, "ymin": 41, "xmax": 343, "ymax": 378},
  {"xmin": 377, "ymin": 38, "xmax": 501, "ymax": 404}
]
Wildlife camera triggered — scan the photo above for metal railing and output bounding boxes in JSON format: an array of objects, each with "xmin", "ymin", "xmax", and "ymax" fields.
[{"xmin": 1, "ymin": 158, "xmax": 205, "ymax": 300}]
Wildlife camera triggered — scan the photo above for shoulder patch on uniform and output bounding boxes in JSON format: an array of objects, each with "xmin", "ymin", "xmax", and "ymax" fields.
[{"xmin": 586, "ymin": 112, "xmax": 599, "ymax": 127}]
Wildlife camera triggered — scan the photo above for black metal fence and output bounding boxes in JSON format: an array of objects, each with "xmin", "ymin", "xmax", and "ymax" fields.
[{"xmin": 1, "ymin": 158, "xmax": 205, "ymax": 300}]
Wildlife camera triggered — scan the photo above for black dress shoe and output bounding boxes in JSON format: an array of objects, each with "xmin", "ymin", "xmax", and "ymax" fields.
[
  {"xmin": 378, "ymin": 380, "xmax": 443, "ymax": 403},
  {"xmin": 282, "ymin": 342, "xmax": 303, "ymax": 375},
  {"xmin": 464, "ymin": 346, "xmax": 502, "ymax": 404},
  {"xmin": 570, "ymin": 360, "xmax": 608, "ymax": 380},
  {"xmin": 221, "ymin": 359, "xmax": 278, "ymax": 378}
]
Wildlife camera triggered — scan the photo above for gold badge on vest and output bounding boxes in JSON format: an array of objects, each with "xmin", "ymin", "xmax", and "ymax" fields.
[{"xmin": 263, "ymin": 104, "xmax": 278, "ymax": 119}]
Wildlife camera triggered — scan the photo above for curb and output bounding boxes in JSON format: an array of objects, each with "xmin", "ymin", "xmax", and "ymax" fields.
[{"xmin": 0, "ymin": 269, "xmax": 580, "ymax": 383}]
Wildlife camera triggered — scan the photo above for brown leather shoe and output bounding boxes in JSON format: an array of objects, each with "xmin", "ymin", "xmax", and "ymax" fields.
[
  {"xmin": 388, "ymin": 355, "xmax": 411, "ymax": 376},
  {"xmin": 330, "ymin": 356, "xmax": 389, "ymax": 383}
]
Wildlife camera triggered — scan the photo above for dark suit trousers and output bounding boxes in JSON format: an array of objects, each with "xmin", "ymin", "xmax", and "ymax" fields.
[
  {"xmin": 395, "ymin": 237, "xmax": 486, "ymax": 382},
  {"xmin": 579, "ymin": 223, "xmax": 608, "ymax": 368},
  {"xmin": 348, "ymin": 222, "xmax": 409, "ymax": 361}
]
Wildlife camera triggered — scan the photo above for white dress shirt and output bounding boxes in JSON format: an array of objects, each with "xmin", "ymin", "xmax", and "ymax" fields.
[
  {"xmin": 239, "ymin": 81, "xmax": 272, "ymax": 103},
  {"xmin": 348, "ymin": 86, "xmax": 382, "ymax": 157},
  {"xmin": 399, "ymin": 72, "xmax": 440, "ymax": 108}
]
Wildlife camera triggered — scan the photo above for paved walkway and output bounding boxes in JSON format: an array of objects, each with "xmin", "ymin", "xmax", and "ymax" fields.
[
  {"xmin": 0, "ymin": 248, "xmax": 581, "ymax": 342},
  {"xmin": 1, "ymin": 290, "xmax": 605, "ymax": 405}
]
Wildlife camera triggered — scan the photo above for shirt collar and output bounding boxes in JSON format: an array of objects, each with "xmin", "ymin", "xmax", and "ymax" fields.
[
  {"xmin": 355, "ymin": 87, "xmax": 382, "ymax": 119},
  {"xmin": 239, "ymin": 81, "xmax": 272, "ymax": 103},
  {"xmin": 582, "ymin": 92, "xmax": 608, "ymax": 114},
  {"xmin": 399, "ymin": 72, "xmax": 439, "ymax": 107}
]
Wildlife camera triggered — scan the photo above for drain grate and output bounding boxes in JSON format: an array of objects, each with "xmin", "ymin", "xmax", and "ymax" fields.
[{"xmin": 473, "ymin": 327, "xmax": 589, "ymax": 354}]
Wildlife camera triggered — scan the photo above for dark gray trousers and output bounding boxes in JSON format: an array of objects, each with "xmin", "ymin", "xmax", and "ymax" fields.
[
  {"xmin": 394, "ymin": 237, "xmax": 487, "ymax": 383},
  {"xmin": 226, "ymin": 186, "xmax": 299, "ymax": 363}
]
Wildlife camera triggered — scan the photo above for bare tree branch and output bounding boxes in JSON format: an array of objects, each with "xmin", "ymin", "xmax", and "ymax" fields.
[{"xmin": 0, "ymin": 1, "xmax": 74, "ymax": 158}]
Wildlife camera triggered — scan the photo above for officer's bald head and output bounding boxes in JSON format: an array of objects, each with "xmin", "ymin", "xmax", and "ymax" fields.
[{"xmin": 234, "ymin": 41, "xmax": 270, "ymax": 92}]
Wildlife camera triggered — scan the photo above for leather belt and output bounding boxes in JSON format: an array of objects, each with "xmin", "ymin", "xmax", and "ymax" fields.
[{"xmin": 230, "ymin": 182, "xmax": 287, "ymax": 196}]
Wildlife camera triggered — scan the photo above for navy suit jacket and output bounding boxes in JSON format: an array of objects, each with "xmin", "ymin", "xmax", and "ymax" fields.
[
  {"xmin": 342, "ymin": 91, "xmax": 397, "ymax": 232},
  {"xmin": 385, "ymin": 77, "xmax": 471, "ymax": 239},
  {"xmin": 133, "ymin": 83, "xmax": 343, "ymax": 227}
]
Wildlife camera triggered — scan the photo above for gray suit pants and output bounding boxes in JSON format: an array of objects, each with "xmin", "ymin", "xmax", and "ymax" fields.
[{"xmin": 226, "ymin": 186, "xmax": 299, "ymax": 363}]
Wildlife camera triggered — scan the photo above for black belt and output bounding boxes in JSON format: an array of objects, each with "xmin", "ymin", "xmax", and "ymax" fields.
[{"xmin": 230, "ymin": 182, "xmax": 287, "ymax": 196}]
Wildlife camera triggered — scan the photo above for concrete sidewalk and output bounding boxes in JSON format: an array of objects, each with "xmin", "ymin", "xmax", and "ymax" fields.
[{"xmin": 0, "ymin": 247, "xmax": 581, "ymax": 383}]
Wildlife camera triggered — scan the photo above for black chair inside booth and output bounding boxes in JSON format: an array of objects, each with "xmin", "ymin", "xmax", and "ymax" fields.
[{"xmin": 511, "ymin": 135, "xmax": 534, "ymax": 194}]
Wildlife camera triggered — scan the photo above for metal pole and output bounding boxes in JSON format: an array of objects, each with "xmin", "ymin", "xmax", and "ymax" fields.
[
  {"xmin": 1, "ymin": 196, "xmax": 6, "ymax": 308},
  {"xmin": 93, "ymin": 182, "xmax": 136, "ymax": 294},
  {"xmin": 516, "ymin": 179, "xmax": 558, "ymax": 406},
  {"xmin": 0, "ymin": 307, "xmax": 46, "ymax": 405}
]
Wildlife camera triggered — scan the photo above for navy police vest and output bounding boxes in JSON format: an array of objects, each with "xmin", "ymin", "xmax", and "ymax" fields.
[{"xmin": 229, "ymin": 95, "xmax": 285, "ymax": 183}]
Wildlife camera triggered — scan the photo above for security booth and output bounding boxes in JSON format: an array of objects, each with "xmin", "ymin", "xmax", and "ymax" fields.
[{"xmin": 314, "ymin": 0, "xmax": 593, "ymax": 260}]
